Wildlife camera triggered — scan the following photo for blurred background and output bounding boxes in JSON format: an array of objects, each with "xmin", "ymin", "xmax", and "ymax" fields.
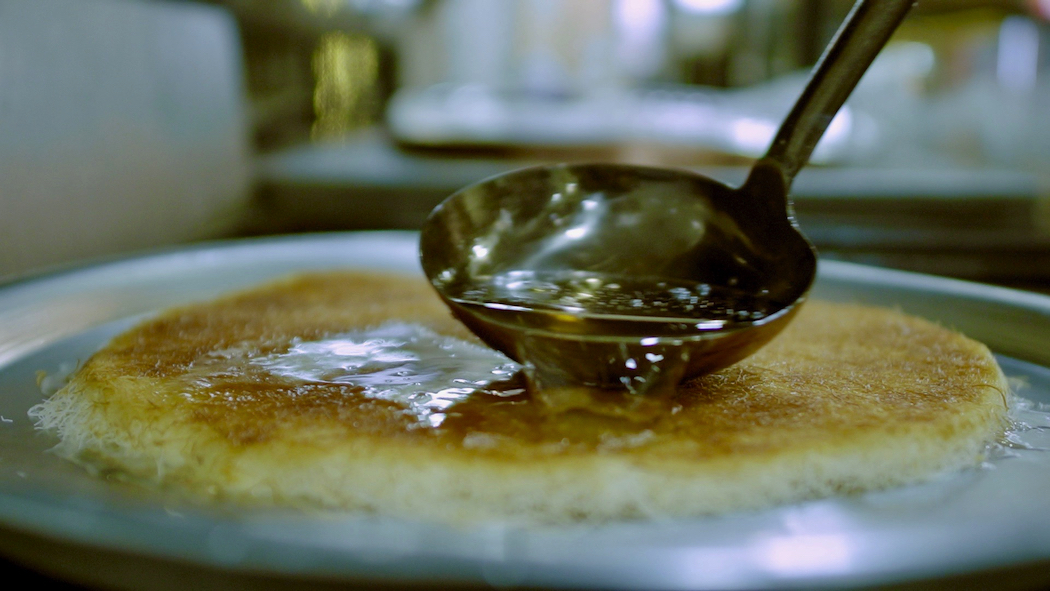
[{"xmin": 2, "ymin": 0, "xmax": 1050, "ymax": 290}]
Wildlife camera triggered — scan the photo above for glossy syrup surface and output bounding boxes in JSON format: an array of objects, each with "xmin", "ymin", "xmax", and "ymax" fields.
[
  {"xmin": 191, "ymin": 323, "xmax": 524, "ymax": 430},
  {"xmin": 439, "ymin": 269, "xmax": 782, "ymax": 398},
  {"xmin": 447, "ymin": 270, "xmax": 777, "ymax": 329},
  {"xmin": 999, "ymin": 395, "xmax": 1050, "ymax": 454}
]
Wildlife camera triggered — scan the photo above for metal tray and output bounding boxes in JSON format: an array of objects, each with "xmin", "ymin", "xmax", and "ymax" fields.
[{"xmin": 1, "ymin": 231, "xmax": 1049, "ymax": 590}]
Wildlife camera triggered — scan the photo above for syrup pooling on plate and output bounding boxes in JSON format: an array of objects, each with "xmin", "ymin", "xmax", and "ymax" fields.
[
  {"xmin": 188, "ymin": 323, "xmax": 523, "ymax": 429},
  {"xmin": 447, "ymin": 269, "xmax": 777, "ymax": 329},
  {"xmin": 999, "ymin": 395, "xmax": 1050, "ymax": 453}
]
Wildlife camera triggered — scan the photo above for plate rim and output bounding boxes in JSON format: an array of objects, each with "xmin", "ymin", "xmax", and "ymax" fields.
[{"xmin": 2, "ymin": 230, "xmax": 1050, "ymax": 590}]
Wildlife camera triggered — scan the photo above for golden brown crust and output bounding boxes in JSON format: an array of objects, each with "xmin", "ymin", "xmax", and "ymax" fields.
[{"xmin": 31, "ymin": 271, "xmax": 1010, "ymax": 523}]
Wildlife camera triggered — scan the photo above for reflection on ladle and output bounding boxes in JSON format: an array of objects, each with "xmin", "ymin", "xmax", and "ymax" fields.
[{"xmin": 419, "ymin": 0, "xmax": 915, "ymax": 407}]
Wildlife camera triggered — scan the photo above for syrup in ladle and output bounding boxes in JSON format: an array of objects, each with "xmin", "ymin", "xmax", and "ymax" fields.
[{"xmin": 420, "ymin": 0, "xmax": 915, "ymax": 410}]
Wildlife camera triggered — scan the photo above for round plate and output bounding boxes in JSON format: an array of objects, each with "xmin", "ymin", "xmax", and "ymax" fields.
[{"xmin": 2, "ymin": 231, "xmax": 1050, "ymax": 590}]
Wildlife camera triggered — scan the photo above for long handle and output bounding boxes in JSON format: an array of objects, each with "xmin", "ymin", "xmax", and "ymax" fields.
[{"xmin": 763, "ymin": 0, "xmax": 914, "ymax": 185}]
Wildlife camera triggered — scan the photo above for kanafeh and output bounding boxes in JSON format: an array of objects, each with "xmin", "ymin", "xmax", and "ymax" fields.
[{"xmin": 31, "ymin": 271, "xmax": 1009, "ymax": 524}]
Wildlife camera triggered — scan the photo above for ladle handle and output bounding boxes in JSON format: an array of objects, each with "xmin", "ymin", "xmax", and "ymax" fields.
[{"xmin": 763, "ymin": 0, "xmax": 914, "ymax": 184}]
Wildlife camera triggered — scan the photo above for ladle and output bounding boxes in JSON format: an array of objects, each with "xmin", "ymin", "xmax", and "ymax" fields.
[{"xmin": 420, "ymin": 0, "xmax": 914, "ymax": 403}]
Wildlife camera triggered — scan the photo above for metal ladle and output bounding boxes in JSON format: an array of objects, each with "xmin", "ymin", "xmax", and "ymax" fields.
[{"xmin": 420, "ymin": 0, "xmax": 914, "ymax": 405}]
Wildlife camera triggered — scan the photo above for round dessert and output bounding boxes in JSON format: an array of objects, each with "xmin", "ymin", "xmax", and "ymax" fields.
[{"xmin": 30, "ymin": 271, "xmax": 1010, "ymax": 523}]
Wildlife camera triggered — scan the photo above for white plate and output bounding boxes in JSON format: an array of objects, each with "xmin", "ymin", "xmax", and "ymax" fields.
[{"xmin": 1, "ymin": 231, "xmax": 1050, "ymax": 590}]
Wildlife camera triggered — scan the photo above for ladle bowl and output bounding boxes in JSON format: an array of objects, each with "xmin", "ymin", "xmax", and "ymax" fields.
[
  {"xmin": 420, "ymin": 0, "xmax": 914, "ymax": 398},
  {"xmin": 420, "ymin": 160, "xmax": 814, "ymax": 395}
]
